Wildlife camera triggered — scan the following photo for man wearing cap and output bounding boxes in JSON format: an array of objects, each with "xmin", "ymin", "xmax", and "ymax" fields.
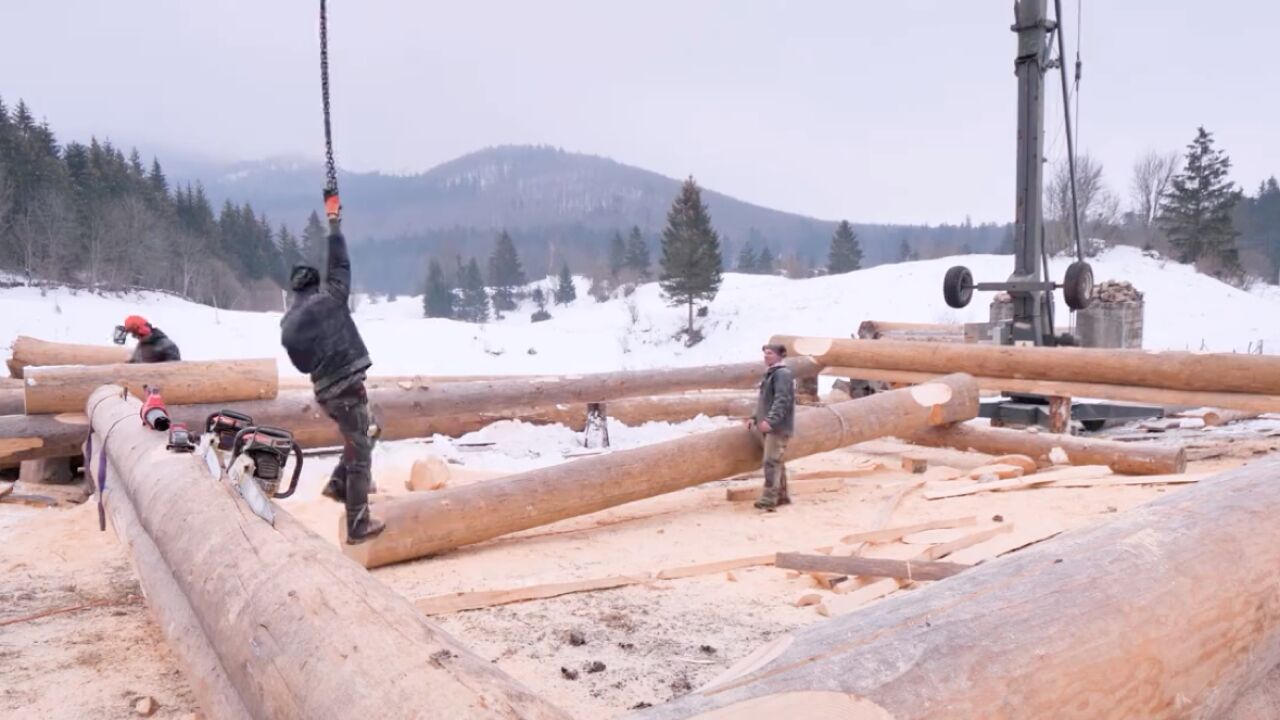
[
  {"xmin": 747, "ymin": 342, "xmax": 795, "ymax": 511},
  {"xmin": 118, "ymin": 316, "xmax": 182, "ymax": 364},
  {"xmin": 280, "ymin": 191, "xmax": 385, "ymax": 545}
]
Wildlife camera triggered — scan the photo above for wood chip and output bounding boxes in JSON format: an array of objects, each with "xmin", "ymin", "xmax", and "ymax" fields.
[{"xmin": 795, "ymin": 593, "xmax": 823, "ymax": 607}]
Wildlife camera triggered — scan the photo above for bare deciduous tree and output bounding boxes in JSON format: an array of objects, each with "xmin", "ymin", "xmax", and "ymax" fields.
[
  {"xmin": 1045, "ymin": 154, "xmax": 1120, "ymax": 255},
  {"xmin": 1130, "ymin": 150, "xmax": 1180, "ymax": 226}
]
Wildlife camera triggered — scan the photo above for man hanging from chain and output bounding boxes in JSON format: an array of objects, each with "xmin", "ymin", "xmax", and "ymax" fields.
[{"xmin": 280, "ymin": 191, "xmax": 385, "ymax": 544}]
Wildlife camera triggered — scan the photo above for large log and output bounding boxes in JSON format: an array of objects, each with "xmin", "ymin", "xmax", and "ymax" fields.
[
  {"xmin": 634, "ymin": 461, "xmax": 1280, "ymax": 720},
  {"xmin": 0, "ymin": 362, "xmax": 804, "ymax": 464},
  {"xmin": 777, "ymin": 334, "xmax": 1280, "ymax": 396},
  {"xmin": 905, "ymin": 422, "xmax": 1186, "ymax": 476},
  {"xmin": 101, "ymin": 461, "xmax": 253, "ymax": 720},
  {"xmin": 87, "ymin": 385, "xmax": 568, "ymax": 720},
  {"xmin": 6, "ymin": 335, "xmax": 130, "ymax": 378},
  {"xmin": 25, "ymin": 359, "xmax": 279, "ymax": 414},
  {"xmin": 0, "ymin": 379, "xmax": 21, "ymax": 415},
  {"xmin": 343, "ymin": 374, "xmax": 980, "ymax": 568},
  {"xmin": 820, "ymin": 365, "xmax": 1280, "ymax": 414}
]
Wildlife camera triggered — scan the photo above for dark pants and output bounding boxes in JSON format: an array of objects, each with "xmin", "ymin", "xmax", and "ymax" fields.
[{"xmin": 321, "ymin": 383, "xmax": 376, "ymax": 534}]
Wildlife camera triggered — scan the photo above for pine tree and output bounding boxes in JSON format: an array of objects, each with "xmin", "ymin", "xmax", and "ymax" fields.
[
  {"xmin": 278, "ymin": 223, "xmax": 303, "ymax": 270},
  {"xmin": 827, "ymin": 220, "xmax": 863, "ymax": 274},
  {"xmin": 488, "ymin": 229, "xmax": 525, "ymax": 312},
  {"xmin": 897, "ymin": 237, "xmax": 919, "ymax": 262},
  {"xmin": 422, "ymin": 258, "xmax": 455, "ymax": 318},
  {"xmin": 457, "ymin": 258, "xmax": 489, "ymax": 323},
  {"xmin": 1160, "ymin": 126, "xmax": 1242, "ymax": 273},
  {"xmin": 736, "ymin": 243, "xmax": 758, "ymax": 273},
  {"xmin": 757, "ymin": 246, "xmax": 775, "ymax": 275},
  {"xmin": 625, "ymin": 225, "xmax": 651, "ymax": 279},
  {"xmin": 554, "ymin": 261, "xmax": 577, "ymax": 304},
  {"xmin": 301, "ymin": 210, "xmax": 326, "ymax": 266},
  {"xmin": 530, "ymin": 286, "xmax": 551, "ymax": 322},
  {"xmin": 659, "ymin": 177, "xmax": 723, "ymax": 337},
  {"xmin": 609, "ymin": 230, "xmax": 627, "ymax": 278},
  {"xmin": 147, "ymin": 158, "xmax": 168, "ymax": 198}
]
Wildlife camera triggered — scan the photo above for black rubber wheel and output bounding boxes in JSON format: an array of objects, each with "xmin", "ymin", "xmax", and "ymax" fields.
[
  {"xmin": 943, "ymin": 266, "xmax": 974, "ymax": 309},
  {"xmin": 1063, "ymin": 261, "xmax": 1094, "ymax": 311}
]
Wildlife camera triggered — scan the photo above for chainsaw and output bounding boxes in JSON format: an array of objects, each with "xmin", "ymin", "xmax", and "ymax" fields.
[
  {"xmin": 229, "ymin": 425, "xmax": 303, "ymax": 500},
  {"xmin": 205, "ymin": 409, "xmax": 254, "ymax": 452}
]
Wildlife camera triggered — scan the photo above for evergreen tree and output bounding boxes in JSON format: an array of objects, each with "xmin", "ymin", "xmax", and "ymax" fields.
[
  {"xmin": 1160, "ymin": 126, "xmax": 1242, "ymax": 272},
  {"xmin": 757, "ymin": 246, "xmax": 775, "ymax": 275},
  {"xmin": 659, "ymin": 177, "xmax": 723, "ymax": 337},
  {"xmin": 457, "ymin": 257, "xmax": 489, "ymax": 323},
  {"xmin": 487, "ymin": 229, "xmax": 525, "ymax": 312},
  {"xmin": 897, "ymin": 237, "xmax": 919, "ymax": 262},
  {"xmin": 554, "ymin": 261, "xmax": 577, "ymax": 304},
  {"xmin": 278, "ymin": 223, "xmax": 303, "ymax": 270},
  {"xmin": 827, "ymin": 220, "xmax": 863, "ymax": 274},
  {"xmin": 422, "ymin": 258, "xmax": 455, "ymax": 318},
  {"xmin": 147, "ymin": 158, "xmax": 168, "ymax": 198},
  {"xmin": 127, "ymin": 148, "xmax": 145, "ymax": 180},
  {"xmin": 625, "ymin": 225, "xmax": 651, "ymax": 279},
  {"xmin": 531, "ymin": 286, "xmax": 551, "ymax": 322},
  {"xmin": 608, "ymin": 230, "xmax": 627, "ymax": 278},
  {"xmin": 301, "ymin": 210, "xmax": 326, "ymax": 266},
  {"xmin": 736, "ymin": 243, "xmax": 758, "ymax": 273}
]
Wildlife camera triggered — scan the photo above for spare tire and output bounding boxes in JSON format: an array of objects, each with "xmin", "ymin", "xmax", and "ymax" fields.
[
  {"xmin": 943, "ymin": 266, "xmax": 974, "ymax": 309},
  {"xmin": 1063, "ymin": 261, "xmax": 1094, "ymax": 311}
]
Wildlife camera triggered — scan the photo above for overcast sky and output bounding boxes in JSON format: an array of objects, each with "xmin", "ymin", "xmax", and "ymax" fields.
[{"xmin": 3, "ymin": 1, "xmax": 1276, "ymax": 225}]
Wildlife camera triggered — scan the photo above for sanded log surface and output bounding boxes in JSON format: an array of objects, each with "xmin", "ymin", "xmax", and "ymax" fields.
[
  {"xmin": 906, "ymin": 422, "xmax": 1185, "ymax": 475},
  {"xmin": 636, "ymin": 461, "xmax": 1280, "ymax": 720},
  {"xmin": 345, "ymin": 374, "xmax": 980, "ymax": 568},
  {"xmin": 87, "ymin": 385, "xmax": 567, "ymax": 720},
  {"xmin": 7, "ymin": 335, "xmax": 130, "ymax": 378},
  {"xmin": 779, "ymin": 334, "xmax": 1280, "ymax": 396},
  {"xmin": 25, "ymin": 359, "xmax": 278, "ymax": 414}
]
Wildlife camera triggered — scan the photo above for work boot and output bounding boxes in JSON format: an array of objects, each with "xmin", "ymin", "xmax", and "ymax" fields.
[
  {"xmin": 347, "ymin": 517, "xmax": 386, "ymax": 545},
  {"xmin": 753, "ymin": 497, "xmax": 778, "ymax": 512}
]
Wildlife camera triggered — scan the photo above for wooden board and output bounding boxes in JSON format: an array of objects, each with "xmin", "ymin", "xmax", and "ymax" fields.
[
  {"xmin": 725, "ymin": 477, "xmax": 845, "ymax": 502},
  {"xmin": 839, "ymin": 516, "xmax": 977, "ymax": 546},
  {"xmin": 416, "ymin": 575, "xmax": 651, "ymax": 615},
  {"xmin": 776, "ymin": 553, "xmax": 970, "ymax": 582},
  {"xmin": 925, "ymin": 466, "xmax": 1112, "ymax": 500}
]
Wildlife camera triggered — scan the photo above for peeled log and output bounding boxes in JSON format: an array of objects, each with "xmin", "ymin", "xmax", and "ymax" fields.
[
  {"xmin": 0, "ymin": 379, "xmax": 22, "ymax": 415},
  {"xmin": 777, "ymin": 335, "xmax": 1280, "ymax": 396},
  {"xmin": 7, "ymin": 335, "xmax": 130, "ymax": 378},
  {"xmin": 1, "ymin": 363, "xmax": 803, "ymax": 464},
  {"xmin": 905, "ymin": 422, "xmax": 1185, "ymax": 475},
  {"xmin": 25, "ymin": 359, "xmax": 278, "ymax": 414},
  {"xmin": 344, "ymin": 374, "xmax": 980, "ymax": 568},
  {"xmin": 634, "ymin": 461, "xmax": 1280, "ymax": 720},
  {"xmin": 820, "ymin": 365, "xmax": 1280, "ymax": 414},
  {"xmin": 87, "ymin": 385, "xmax": 568, "ymax": 720}
]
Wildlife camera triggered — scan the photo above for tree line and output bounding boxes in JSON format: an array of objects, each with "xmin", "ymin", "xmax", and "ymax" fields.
[{"xmin": 0, "ymin": 95, "xmax": 325, "ymax": 309}]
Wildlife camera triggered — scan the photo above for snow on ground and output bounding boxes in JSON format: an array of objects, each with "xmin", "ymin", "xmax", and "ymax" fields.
[
  {"xmin": 3, "ymin": 246, "xmax": 1278, "ymax": 476},
  {"xmin": 2, "ymin": 247, "xmax": 1277, "ymax": 384}
]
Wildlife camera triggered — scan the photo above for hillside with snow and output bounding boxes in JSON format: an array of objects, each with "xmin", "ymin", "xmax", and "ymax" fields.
[{"xmin": 2, "ymin": 247, "xmax": 1277, "ymax": 379}]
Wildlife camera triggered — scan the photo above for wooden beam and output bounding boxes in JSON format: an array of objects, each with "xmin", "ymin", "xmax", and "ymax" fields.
[
  {"xmin": 818, "ymin": 364, "xmax": 1280, "ymax": 414},
  {"xmin": 904, "ymin": 421, "xmax": 1185, "ymax": 476},
  {"xmin": 416, "ymin": 575, "xmax": 651, "ymax": 615},
  {"xmin": 86, "ymin": 385, "xmax": 568, "ymax": 720},
  {"xmin": 839, "ymin": 516, "xmax": 978, "ymax": 545},
  {"xmin": 633, "ymin": 462, "xmax": 1280, "ymax": 720},
  {"xmin": 1, "ymin": 363, "xmax": 810, "ymax": 464},
  {"xmin": 25, "ymin": 359, "xmax": 278, "ymax": 414},
  {"xmin": 344, "ymin": 375, "xmax": 981, "ymax": 568},
  {"xmin": 779, "ymin": 335, "xmax": 1280, "ymax": 396},
  {"xmin": 724, "ymin": 477, "xmax": 844, "ymax": 502},
  {"xmin": 775, "ymin": 553, "xmax": 970, "ymax": 582},
  {"xmin": 7, "ymin": 335, "xmax": 130, "ymax": 378}
]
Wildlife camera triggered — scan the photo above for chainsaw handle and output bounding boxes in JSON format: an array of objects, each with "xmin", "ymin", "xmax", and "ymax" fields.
[{"xmin": 273, "ymin": 441, "xmax": 304, "ymax": 500}]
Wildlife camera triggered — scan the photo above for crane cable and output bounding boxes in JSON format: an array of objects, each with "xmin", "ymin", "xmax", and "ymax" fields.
[{"xmin": 1054, "ymin": 0, "xmax": 1084, "ymax": 263}]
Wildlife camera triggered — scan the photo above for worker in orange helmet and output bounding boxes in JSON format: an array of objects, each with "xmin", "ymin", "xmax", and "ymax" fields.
[{"xmin": 113, "ymin": 315, "xmax": 182, "ymax": 363}]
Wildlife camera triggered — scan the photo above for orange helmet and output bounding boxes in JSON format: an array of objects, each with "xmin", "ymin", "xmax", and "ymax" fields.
[{"xmin": 123, "ymin": 315, "xmax": 152, "ymax": 337}]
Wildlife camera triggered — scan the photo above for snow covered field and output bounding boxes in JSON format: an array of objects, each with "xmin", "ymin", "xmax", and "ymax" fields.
[{"xmin": 2, "ymin": 247, "xmax": 1278, "ymax": 383}]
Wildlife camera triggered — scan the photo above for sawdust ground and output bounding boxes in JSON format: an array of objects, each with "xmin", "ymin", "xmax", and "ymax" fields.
[{"xmin": 0, "ymin": 430, "xmax": 1266, "ymax": 719}]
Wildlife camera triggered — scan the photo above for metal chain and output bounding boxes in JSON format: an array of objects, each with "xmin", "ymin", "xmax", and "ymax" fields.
[{"xmin": 320, "ymin": 0, "xmax": 339, "ymax": 197}]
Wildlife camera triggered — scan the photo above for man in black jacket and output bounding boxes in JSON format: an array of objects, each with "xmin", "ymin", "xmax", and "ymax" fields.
[
  {"xmin": 746, "ymin": 343, "xmax": 795, "ymax": 511},
  {"xmin": 120, "ymin": 316, "xmax": 182, "ymax": 363},
  {"xmin": 280, "ymin": 193, "xmax": 385, "ymax": 544}
]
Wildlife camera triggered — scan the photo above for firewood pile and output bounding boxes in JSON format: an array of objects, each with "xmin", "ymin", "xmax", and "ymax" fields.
[{"xmin": 1091, "ymin": 280, "xmax": 1143, "ymax": 304}]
